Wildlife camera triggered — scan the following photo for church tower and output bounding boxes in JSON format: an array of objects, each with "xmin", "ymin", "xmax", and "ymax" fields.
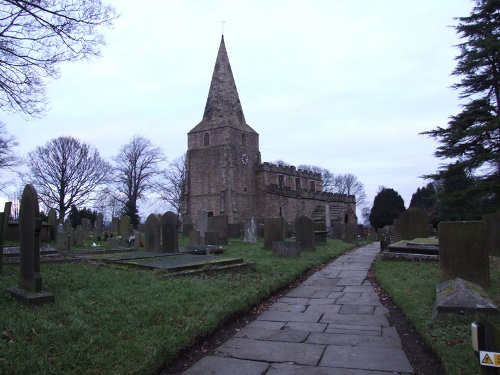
[{"xmin": 185, "ymin": 36, "xmax": 260, "ymax": 224}]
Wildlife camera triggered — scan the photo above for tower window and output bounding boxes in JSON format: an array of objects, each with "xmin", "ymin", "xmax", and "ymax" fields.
[
  {"xmin": 204, "ymin": 132, "xmax": 209, "ymax": 146},
  {"xmin": 295, "ymin": 178, "xmax": 301, "ymax": 190},
  {"xmin": 278, "ymin": 175, "xmax": 284, "ymax": 188},
  {"xmin": 310, "ymin": 181, "xmax": 316, "ymax": 192},
  {"xmin": 242, "ymin": 133, "xmax": 246, "ymax": 146}
]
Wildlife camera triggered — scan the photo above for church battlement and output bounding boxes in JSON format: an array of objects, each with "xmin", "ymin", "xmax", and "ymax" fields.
[{"xmin": 256, "ymin": 162, "xmax": 322, "ymax": 180}]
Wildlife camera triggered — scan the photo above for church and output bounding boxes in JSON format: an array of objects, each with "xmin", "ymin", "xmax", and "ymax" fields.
[{"xmin": 183, "ymin": 36, "xmax": 357, "ymax": 232}]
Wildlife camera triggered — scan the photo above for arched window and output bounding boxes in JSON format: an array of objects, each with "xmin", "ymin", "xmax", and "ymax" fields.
[
  {"xmin": 204, "ymin": 132, "xmax": 209, "ymax": 146},
  {"xmin": 242, "ymin": 133, "xmax": 246, "ymax": 146}
]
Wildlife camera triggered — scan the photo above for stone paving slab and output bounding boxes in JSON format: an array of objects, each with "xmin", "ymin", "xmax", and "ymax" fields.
[
  {"xmin": 234, "ymin": 327, "xmax": 309, "ymax": 343},
  {"xmin": 267, "ymin": 363, "xmax": 399, "ymax": 375},
  {"xmin": 182, "ymin": 356, "xmax": 269, "ymax": 375},
  {"xmin": 307, "ymin": 332, "xmax": 403, "ymax": 348}
]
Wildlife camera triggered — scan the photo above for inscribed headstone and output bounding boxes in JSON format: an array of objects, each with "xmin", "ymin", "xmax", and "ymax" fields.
[
  {"xmin": 47, "ymin": 208, "xmax": 57, "ymax": 240},
  {"xmin": 272, "ymin": 241, "xmax": 301, "ymax": 258},
  {"xmin": 395, "ymin": 207, "xmax": 429, "ymax": 241},
  {"xmin": 119, "ymin": 215, "xmax": 131, "ymax": 237},
  {"xmin": 144, "ymin": 214, "xmax": 160, "ymax": 252},
  {"xmin": 189, "ymin": 229, "xmax": 200, "ymax": 246},
  {"xmin": 161, "ymin": 211, "xmax": 178, "ymax": 253},
  {"xmin": 264, "ymin": 218, "xmax": 284, "ymax": 248},
  {"xmin": 56, "ymin": 232, "xmax": 70, "ymax": 251},
  {"xmin": 204, "ymin": 231, "xmax": 219, "ymax": 246},
  {"xmin": 244, "ymin": 217, "xmax": 258, "ymax": 243},
  {"xmin": 208, "ymin": 215, "xmax": 228, "ymax": 245},
  {"xmin": 196, "ymin": 210, "xmax": 209, "ymax": 241},
  {"xmin": 295, "ymin": 215, "xmax": 315, "ymax": 250},
  {"xmin": 439, "ymin": 221, "xmax": 490, "ymax": 288},
  {"xmin": 345, "ymin": 222, "xmax": 358, "ymax": 244}
]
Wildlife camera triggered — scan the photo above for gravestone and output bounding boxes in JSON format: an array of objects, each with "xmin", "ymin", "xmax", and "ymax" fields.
[
  {"xmin": 439, "ymin": 221, "xmax": 490, "ymax": 288},
  {"xmin": 119, "ymin": 215, "xmax": 131, "ymax": 237},
  {"xmin": 244, "ymin": 217, "xmax": 258, "ymax": 243},
  {"xmin": 56, "ymin": 232, "xmax": 70, "ymax": 250},
  {"xmin": 108, "ymin": 238, "xmax": 120, "ymax": 248},
  {"xmin": 161, "ymin": 211, "xmax": 178, "ymax": 253},
  {"xmin": 394, "ymin": 207, "xmax": 429, "ymax": 241},
  {"xmin": 0, "ymin": 202, "xmax": 12, "ymax": 273},
  {"xmin": 331, "ymin": 222, "xmax": 344, "ymax": 240},
  {"xmin": 205, "ymin": 231, "xmax": 219, "ymax": 246},
  {"xmin": 228, "ymin": 223, "xmax": 241, "ymax": 238},
  {"xmin": 272, "ymin": 241, "xmax": 301, "ymax": 257},
  {"xmin": 345, "ymin": 222, "xmax": 358, "ymax": 243},
  {"xmin": 75, "ymin": 226, "xmax": 84, "ymax": 247},
  {"xmin": 196, "ymin": 210, "xmax": 209, "ymax": 241},
  {"xmin": 47, "ymin": 208, "xmax": 57, "ymax": 240},
  {"xmin": 133, "ymin": 230, "xmax": 142, "ymax": 248},
  {"xmin": 189, "ymin": 229, "xmax": 200, "ymax": 246},
  {"xmin": 6, "ymin": 185, "xmax": 54, "ymax": 304},
  {"xmin": 314, "ymin": 221, "xmax": 328, "ymax": 244},
  {"xmin": 483, "ymin": 210, "xmax": 500, "ymax": 256},
  {"xmin": 111, "ymin": 217, "xmax": 119, "ymax": 233},
  {"xmin": 264, "ymin": 218, "xmax": 284, "ymax": 248},
  {"xmin": 94, "ymin": 213, "xmax": 103, "ymax": 235},
  {"xmin": 144, "ymin": 214, "xmax": 161, "ymax": 252},
  {"xmin": 182, "ymin": 223, "xmax": 194, "ymax": 237},
  {"xmin": 208, "ymin": 215, "xmax": 228, "ymax": 245},
  {"xmin": 295, "ymin": 215, "xmax": 315, "ymax": 251}
]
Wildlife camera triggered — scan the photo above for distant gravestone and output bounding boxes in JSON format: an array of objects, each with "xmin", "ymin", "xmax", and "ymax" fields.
[
  {"xmin": 144, "ymin": 214, "xmax": 161, "ymax": 252},
  {"xmin": 95, "ymin": 213, "xmax": 103, "ymax": 235},
  {"xmin": 119, "ymin": 215, "xmax": 131, "ymax": 237},
  {"xmin": 196, "ymin": 210, "xmax": 209, "ymax": 241},
  {"xmin": 75, "ymin": 226, "xmax": 84, "ymax": 247},
  {"xmin": 205, "ymin": 231, "xmax": 219, "ymax": 246},
  {"xmin": 81, "ymin": 218, "xmax": 90, "ymax": 231},
  {"xmin": 183, "ymin": 223, "xmax": 194, "ymax": 237},
  {"xmin": 111, "ymin": 217, "xmax": 119, "ymax": 233},
  {"xmin": 439, "ymin": 221, "xmax": 490, "ymax": 288},
  {"xmin": 108, "ymin": 238, "xmax": 120, "ymax": 248},
  {"xmin": 208, "ymin": 215, "xmax": 228, "ymax": 245},
  {"xmin": 228, "ymin": 223, "xmax": 241, "ymax": 238},
  {"xmin": 272, "ymin": 241, "xmax": 301, "ymax": 258},
  {"xmin": 47, "ymin": 208, "xmax": 57, "ymax": 240},
  {"xmin": 314, "ymin": 221, "xmax": 328, "ymax": 245},
  {"xmin": 189, "ymin": 229, "xmax": 200, "ymax": 246},
  {"xmin": 6, "ymin": 185, "xmax": 54, "ymax": 304},
  {"xmin": 133, "ymin": 230, "xmax": 142, "ymax": 248},
  {"xmin": 395, "ymin": 207, "xmax": 429, "ymax": 241},
  {"xmin": 161, "ymin": 211, "xmax": 178, "ymax": 253},
  {"xmin": 392, "ymin": 218, "xmax": 402, "ymax": 241},
  {"xmin": 295, "ymin": 215, "xmax": 315, "ymax": 251},
  {"xmin": 483, "ymin": 210, "xmax": 500, "ymax": 256},
  {"xmin": 244, "ymin": 217, "xmax": 258, "ymax": 243},
  {"xmin": 345, "ymin": 222, "xmax": 358, "ymax": 243},
  {"xmin": 331, "ymin": 222, "xmax": 344, "ymax": 240},
  {"xmin": 264, "ymin": 218, "xmax": 284, "ymax": 248},
  {"xmin": 56, "ymin": 232, "xmax": 70, "ymax": 250},
  {"xmin": 0, "ymin": 202, "xmax": 12, "ymax": 273}
]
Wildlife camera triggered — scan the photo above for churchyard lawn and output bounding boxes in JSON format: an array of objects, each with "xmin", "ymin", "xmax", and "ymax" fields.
[{"xmin": 0, "ymin": 237, "xmax": 355, "ymax": 374}]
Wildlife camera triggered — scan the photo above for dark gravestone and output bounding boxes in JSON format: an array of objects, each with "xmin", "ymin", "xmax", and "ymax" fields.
[
  {"xmin": 295, "ymin": 215, "xmax": 315, "ymax": 251},
  {"xmin": 345, "ymin": 222, "xmax": 358, "ymax": 244},
  {"xmin": 228, "ymin": 223, "xmax": 241, "ymax": 238},
  {"xmin": 0, "ymin": 202, "xmax": 12, "ymax": 273},
  {"xmin": 75, "ymin": 226, "xmax": 84, "ymax": 247},
  {"xmin": 183, "ymin": 223, "xmax": 194, "ymax": 237},
  {"xmin": 483, "ymin": 210, "xmax": 500, "ymax": 256},
  {"xmin": 439, "ymin": 221, "xmax": 490, "ymax": 288},
  {"xmin": 264, "ymin": 218, "xmax": 284, "ymax": 248},
  {"xmin": 47, "ymin": 208, "xmax": 57, "ymax": 240},
  {"xmin": 205, "ymin": 231, "xmax": 219, "ymax": 246},
  {"xmin": 196, "ymin": 210, "xmax": 209, "ymax": 241},
  {"xmin": 111, "ymin": 217, "xmax": 119, "ymax": 233},
  {"xmin": 395, "ymin": 207, "xmax": 429, "ymax": 241},
  {"xmin": 392, "ymin": 218, "xmax": 402, "ymax": 241},
  {"xmin": 161, "ymin": 211, "xmax": 178, "ymax": 253},
  {"xmin": 7, "ymin": 185, "xmax": 54, "ymax": 304},
  {"xmin": 331, "ymin": 222, "xmax": 344, "ymax": 240},
  {"xmin": 133, "ymin": 230, "xmax": 142, "ymax": 248},
  {"xmin": 144, "ymin": 214, "xmax": 161, "ymax": 252},
  {"xmin": 119, "ymin": 215, "xmax": 131, "ymax": 237},
  {"xmin": 208, "ymin": 215, "xmax": 228, "ymax": 245},
  {"xmin": 56, "ymin": 232, "xmax": 70, "ymax": 250},
  {"xmin": 244, "ymin": 217, "xmax": 258, "ymax": 243},
  {"xmin": 314, "ymin": 221, "xmax": 328, "ymax": 245},
  {"xmin": 272, "ymin": 241, "xmax": 301, "ymax": 257},
  {"xmin": 108, "ymin": 238, "xmax": 120, "ymax": 248},
  {"xmin": 189, "ymin": 229, "xmax": 200, "ymax": 246}
]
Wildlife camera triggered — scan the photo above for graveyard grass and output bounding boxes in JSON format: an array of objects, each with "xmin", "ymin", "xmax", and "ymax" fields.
[
  {"xmin": 0, "ymin": 237, "xmax": 355, "ymax": 375},
  {"xmin": 376, "ymin": 257, "xmax": 500, "ymax": 375}
]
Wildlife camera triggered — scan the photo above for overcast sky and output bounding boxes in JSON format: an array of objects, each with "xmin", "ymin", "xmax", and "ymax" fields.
[{"xmin": 1, "ymin": 0, "xmax": 474, "ymax": 220}]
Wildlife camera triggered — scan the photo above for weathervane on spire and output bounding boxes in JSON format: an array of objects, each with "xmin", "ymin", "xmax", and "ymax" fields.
[{"xmin": 221, "ymin": 20, "xmax": 225, "ymax": 35}]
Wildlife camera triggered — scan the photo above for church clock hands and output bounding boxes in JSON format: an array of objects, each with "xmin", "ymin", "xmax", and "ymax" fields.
[{"xmin": 241, "ymin": 153, "xmax": 249, "ymax": 164}]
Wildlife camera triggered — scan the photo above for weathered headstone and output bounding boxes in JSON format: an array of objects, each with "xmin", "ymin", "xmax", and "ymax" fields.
[
  {"xmin": 111, "ymin": 217, "xmax": 119, "ymax": 233},
  {"xmin": 295, "ymin": 215, "xmax": 315, "ymax": 250},
  {"xmin": 483, "ymin": 210, "xmax": 500, "ymax": 256},
  {"xmin": 394, "ymin": 207, "xmax": 429, "ymax": 241},
  {"xmin": 161, "ymin": 211, "xmax": 178, "ymax": 253},
  {"xmin": 133, "ymin": 230, "xmax": 142, "ymax": 248},
  {"xmin": 75, "ymin": 225, "xmax": 84, "ymax": 247},
  {"xmin": 47, "ymin": 208, "xmax": 57, "ymax": 241},
  {"xmin": 228, "ymin": 223, "xmax": 241, "ymax": 238},
  {"xmin": 208, "ymin": 215, "xmax": 228, "ymax": 245},
  {"xmin": 108, "ymin": 238, "xmax": 120, "ymax": 248},
  {"xmin": 189, "ymin": 229, "xmax": 200, "ymax": 246},
  {"xmin": 56, "ymin": 232, "xmax": 70, "ymax": 251},
  {"xmin": 272, "ymin": 241, "xmax": 301, "ymax": 257},
  {"xmin": 244, "ymin": 217, "xmax": 258, "ymax": 243},
  {"xmin": 314, "ymin": 221, "xmax": 328, "ymax": 245},
  {"xmin": 196, "ymin": 210, "xmax": 209, "ymax": 241},
  {"xmin": 119, "ymin": 215, "xmax": 131, "ymax": 237},
  {"xmin": 94, "ymin": 213, "xmax": 103, "ymax": 235},
  {"xmin": 6, "ymin": 185, "xmax": 54, "ymax": 304},
  {"xmin": 0, "ymin": 202, "xmax": 12, "ymax": 273},
  {"xmin": 204, "ymin": 231, "xmax": 219, "ymax": 246},
  {"xmin": 439, "ymin": 221, "xmax": 490, "ymax": 287},
  {"xmin": 144, "ymin": 214, "xmax": 161, "ymax": 252},
  {"xmin": 331, "ymin": 222, "xmax": 344, "ymax": 240},
  {"xmin": 264, "ymin": 218, "xmax": 284, "ymax": 248},
  {"xmin": 182, "ymin": 223, "xmax": 194, "ymax": 237},
  {"xmin": 345, "ymin": 222, "xmax": 358, "ymax": 244}
]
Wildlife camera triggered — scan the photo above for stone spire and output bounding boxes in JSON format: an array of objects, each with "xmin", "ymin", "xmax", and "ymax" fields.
[{"xmin": 190, "ymin": 36, "xmax": 256, "ymax": 133}]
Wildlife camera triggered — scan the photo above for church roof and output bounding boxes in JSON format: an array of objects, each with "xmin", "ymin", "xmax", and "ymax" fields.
[{"xmin": 189, "ymin": 36, "xmax": 257, "ymax": 134}]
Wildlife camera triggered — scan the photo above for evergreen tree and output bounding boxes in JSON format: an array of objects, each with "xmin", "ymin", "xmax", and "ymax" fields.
[
  {"xmin": 369, "ymin": 187, "xmax": 405, "ymax": 230},
  {"xmin": 422, "ymin": 0, "xmax": 500, "ymax": 213},
  {"xmin": 409, "ymin": 183, "xmax": 438, "ymax": 225}
]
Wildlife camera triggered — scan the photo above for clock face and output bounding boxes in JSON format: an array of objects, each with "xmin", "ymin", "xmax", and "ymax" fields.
[{"xmin": 241, "ymin": 153, "xmax": 249, "ymax": 164}]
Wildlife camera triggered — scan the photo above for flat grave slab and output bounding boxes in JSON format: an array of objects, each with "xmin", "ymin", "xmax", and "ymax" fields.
[{"xmin": 179, "ymin": 245, "xmax": 225, "ymax": 255}]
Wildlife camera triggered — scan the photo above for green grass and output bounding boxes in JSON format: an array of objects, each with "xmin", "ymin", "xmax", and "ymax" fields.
[
  {"xmin": 0, "ymin": 237, "xmax": 356, "ymax": 375},
  {"xmin": 375, "ymin": 259, "xmax": 482, "ymax": 375}
]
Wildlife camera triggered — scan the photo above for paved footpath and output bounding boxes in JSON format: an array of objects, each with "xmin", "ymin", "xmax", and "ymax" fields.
[{"xmin": 183, "ymin": 242, "xmax": 414, "ymax": 375}]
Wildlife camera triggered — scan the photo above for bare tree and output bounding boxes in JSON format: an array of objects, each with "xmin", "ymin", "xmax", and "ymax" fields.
[
  {"xmin": 152, "ymin": 153, "xmax": 186, "ymax": 217},
  {"xmin": 0, "ymin": 0, "xmax": 117, "ymax": 117},
  {"xmin": 297, "ymin": 164, "xmax": 334, "ymax": 192},
  {"xmin": 0, "ymin": 122, "xmax": 21, "ymax": 190},
  {"xmin": 26, "ymin": 136, "xmax": 111, "ymax": 222},
  {"xmin": 331, "ymin": 173, "xmax": 367, "ymax": 207},
  {"xmin": 112, "ymin": 135, "xmax": 164, "ymax": 226}
]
